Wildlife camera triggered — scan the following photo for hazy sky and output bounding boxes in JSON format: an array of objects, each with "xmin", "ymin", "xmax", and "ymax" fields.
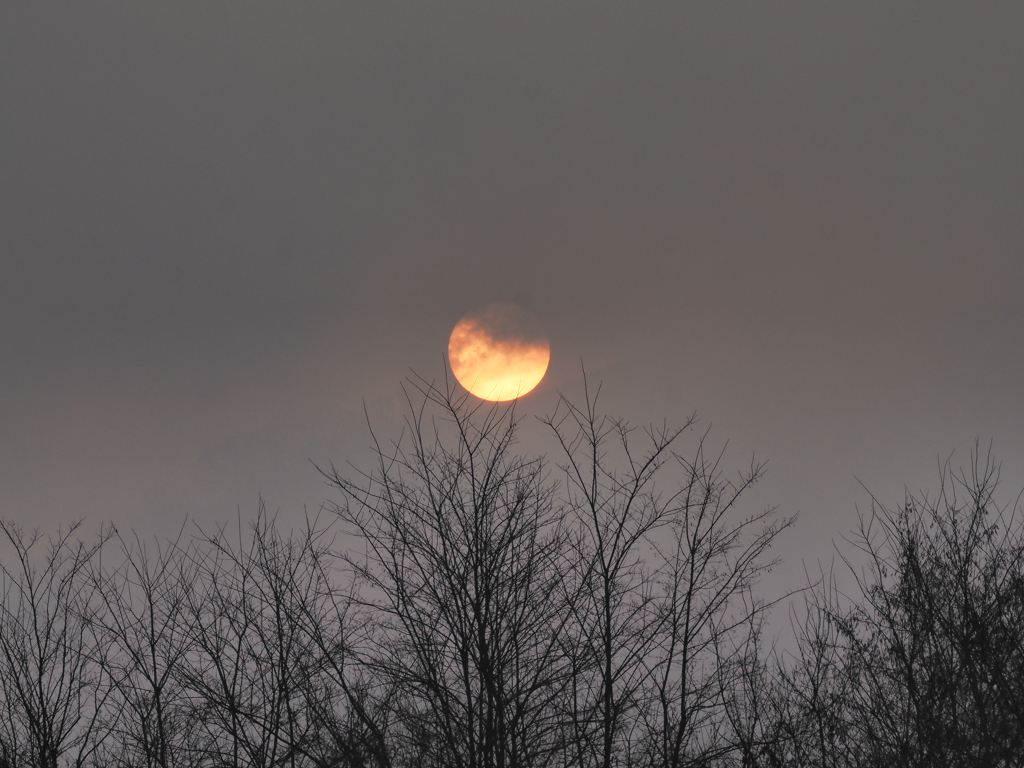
[{"xmin": 2, "ymin": 3, "xmax": 1022, "ymax": 595}]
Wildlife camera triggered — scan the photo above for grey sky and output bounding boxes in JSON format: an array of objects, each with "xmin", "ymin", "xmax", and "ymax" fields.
[{"xmin": 2, "ymin": 3, "xmax": 1022, "ymax": 595}]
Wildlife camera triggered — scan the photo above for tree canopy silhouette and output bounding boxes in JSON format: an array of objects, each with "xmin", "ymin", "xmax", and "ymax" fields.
[{"xmin": 4, "ymin": 378, "xmax": 1021, "ymax": 768}]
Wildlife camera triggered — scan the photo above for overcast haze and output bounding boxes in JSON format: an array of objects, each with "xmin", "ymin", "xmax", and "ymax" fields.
[{"xmin": 2, "ymin": 3, "xmax": 1023, "ymax": 593}]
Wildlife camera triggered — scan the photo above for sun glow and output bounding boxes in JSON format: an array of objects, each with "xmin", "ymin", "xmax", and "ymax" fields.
[{"xmin": 448, "ymin": 303, "xmax": 550, "ymax": 401}]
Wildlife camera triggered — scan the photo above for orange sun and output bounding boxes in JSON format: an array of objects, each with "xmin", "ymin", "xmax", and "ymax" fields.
[{"xmin": 448, "ymin": 302, "xmax": 550, "ymax": 401}]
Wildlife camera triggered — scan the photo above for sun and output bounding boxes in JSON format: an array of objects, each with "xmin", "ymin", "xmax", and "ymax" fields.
[{"xmin": 448, "ymin": 302, "xmax": 551, "ymax": 401}]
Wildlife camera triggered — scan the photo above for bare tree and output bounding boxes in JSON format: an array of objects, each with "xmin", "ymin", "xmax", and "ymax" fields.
[
  {"xmin": 0, "ymin": 375, "xmax": 802, "ymax": 768},
  {"xmin": 641, "ymin": 437, "xmax": 794, "ymax": 768},
  {"xmin": 715, "ymin": 608, "xmax": 786, "ymax": 768},
  {"xmin": 543, "ymin": 382, "xmax": 793, "ymax": 768},
  {"xmin": 88, "ymin": 524, "xmax": 200, "ymax": 768},
  {"xmin": 542, "ymin": 382, "xmax": 693, "ymax": 768},
  {"xmin": 325, "ymin": 376, "xmax": 573, "ymax": 768},
  {"xmin": 293, "ymin": 534, "xmax": 393, "ymax": 768},
  {"xmin": 0, "ymin": 520, "xmax": 115, "ymax": 768},
  {"xmin": 766, "ymin": 564, "xmax": 858, "ymax": 768},
  {"xmin": 180, "ymin": 503, "xmax": 328, "ymax": 768}
]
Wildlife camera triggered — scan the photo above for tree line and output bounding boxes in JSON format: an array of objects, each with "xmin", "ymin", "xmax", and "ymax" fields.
[{"xmin": 1, "ymin": 377, "xmax": 1022, "ymax": 767}]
